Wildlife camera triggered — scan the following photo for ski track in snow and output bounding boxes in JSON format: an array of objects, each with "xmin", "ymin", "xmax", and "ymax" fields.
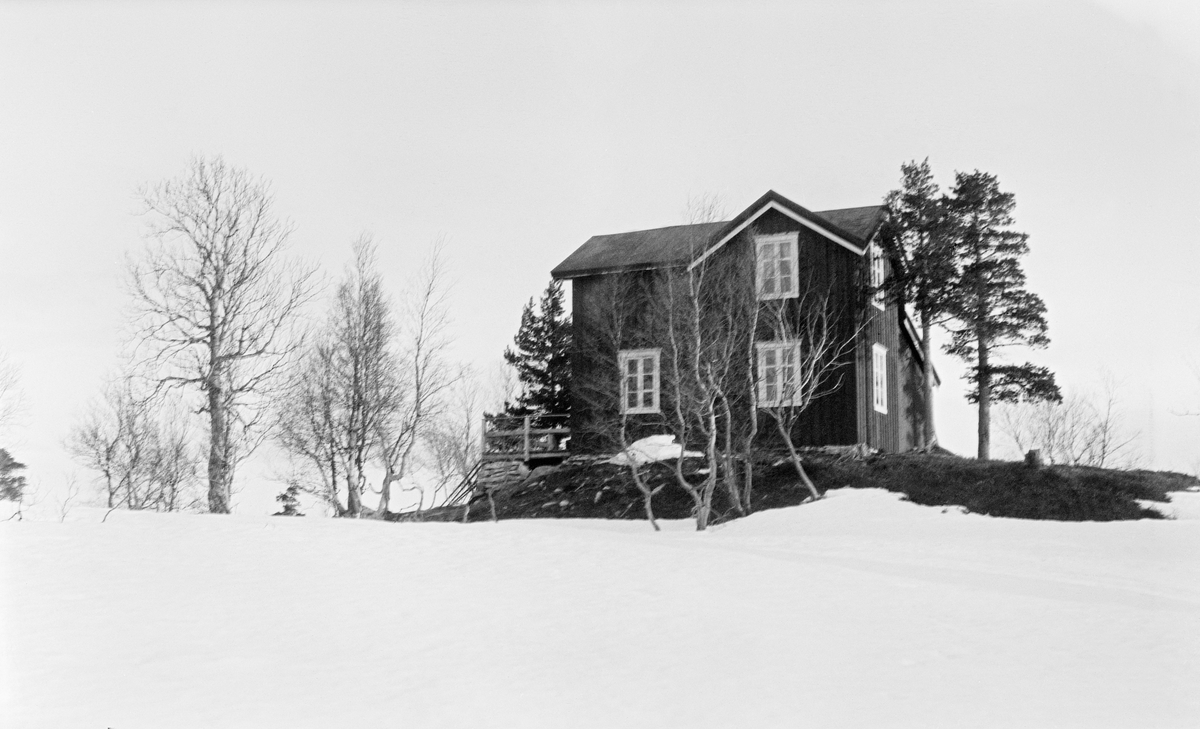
[{"xmin": 2, "ymin": 488, "xmax": 1198, "ymax": 728}]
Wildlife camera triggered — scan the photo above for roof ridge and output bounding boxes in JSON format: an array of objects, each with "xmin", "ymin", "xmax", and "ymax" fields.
[
  {"xmin": 815, "ymin": 204, "xmax": 883, "ymax": 214},
  {"xmin": 594, "ymin": 219, "xmax": 729, "ymax": 238}
]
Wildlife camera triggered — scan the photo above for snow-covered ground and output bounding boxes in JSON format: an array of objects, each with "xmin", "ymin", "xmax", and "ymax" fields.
[{"xmin": 3, "ymin": 489, "xmax": 1199, "ymax": 728}]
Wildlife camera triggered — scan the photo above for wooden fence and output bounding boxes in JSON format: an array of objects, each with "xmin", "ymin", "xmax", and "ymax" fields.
[{"xmin": 481, "ymin": 414, "xmax": 570, "ymax": 462}]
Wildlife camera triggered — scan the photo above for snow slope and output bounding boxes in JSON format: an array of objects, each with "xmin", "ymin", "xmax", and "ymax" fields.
[{"xmin": 2, "ymin": 489, "xmax": 1198, "ymax": 728}]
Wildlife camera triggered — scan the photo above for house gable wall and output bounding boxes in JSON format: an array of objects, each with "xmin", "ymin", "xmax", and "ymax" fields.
[
  {"xmin": 745, "ymin": 208, "xmax": 861, "ymax": 448},
  {"xmin": 562, "ymin": 202, "xmax": 927, "ymax": 455}
]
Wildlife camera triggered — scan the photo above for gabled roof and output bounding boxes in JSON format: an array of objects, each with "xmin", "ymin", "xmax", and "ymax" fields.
[
  {"xmin": 550, "ymin": 221, "xmax": 728, "ymax": 279},
  {"xmin": 551, "ymin": 190, "xmax": 884, "ymax": 280},
  {"xmin": 812, "ymin": 205, "xmax": 887, "ymax": 243}
]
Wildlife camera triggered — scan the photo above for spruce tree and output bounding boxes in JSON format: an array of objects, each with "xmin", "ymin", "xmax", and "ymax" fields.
[
  {"xmin": 503, "ymin": 280, "xmax": 572, "ymax": 418},
  {"xmin": 881, "ymin": 159, "xmax": 959, "ymax": 449},
  {"xmin": 273, "ymin": 483, "xmax": 304, "ymax": 516},
  {"xmin": 0, "ymin": 448, "xmax": 27, "ymax": 502},
  {"xmin": 943, "ymin": 170, "xmax": 1060, "ymax": 460}
]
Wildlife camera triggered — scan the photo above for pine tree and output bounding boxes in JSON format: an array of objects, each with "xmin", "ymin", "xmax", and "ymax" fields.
[
  {"xmin": 503, "ymin": 280, "xmax": 572, "ymax": 418},
  {"xmin": 881, "ymin": 159, "xmax": 959, "ymax": 449},
  {"xmin": 274, "ymin": 483, "xmax": 305, "ymax": 516},
  {"xmin": 943, "ymin": 170, "xmax": 1060, "ymax": 460},
  {"xmin": 0, "ymin": 448, "xmax": 27, "ymax": 502}
]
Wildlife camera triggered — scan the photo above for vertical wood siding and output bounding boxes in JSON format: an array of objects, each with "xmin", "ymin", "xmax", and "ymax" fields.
[
  {"xmin": 748, "ymin": 209, "xmax": 860, "ymax": 447},
  {"xmin": 564, "ymin": 209, "xmax": 927, "ymax": 455}
]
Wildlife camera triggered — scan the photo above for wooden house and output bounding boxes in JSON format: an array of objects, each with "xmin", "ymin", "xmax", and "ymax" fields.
[{"xmin": 550, "ymin": 190, "xmax": 935, "ymax": 455}]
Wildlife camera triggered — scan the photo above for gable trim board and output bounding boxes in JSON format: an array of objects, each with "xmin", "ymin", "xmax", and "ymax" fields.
[
  {"xmin": 551, "ymin": 192, "xmax": 883, "ymax": 281},
  {"xmin": 689, "ymin": 197, "xmax": 867, "ymax": 271}
]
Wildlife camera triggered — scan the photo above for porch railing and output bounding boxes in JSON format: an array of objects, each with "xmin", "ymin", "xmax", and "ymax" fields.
[{"xmin": 481, "ymin": 414, "xmax": 570, "ymax": 462}]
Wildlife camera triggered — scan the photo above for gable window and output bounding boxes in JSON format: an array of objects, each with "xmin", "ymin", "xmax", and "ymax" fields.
[
  {"xmin": 619, "ymin": 348, "xmax": 660, "ymax": 415},
  {"xmin": 870, "ymin": 243, "xmax": 886, "ymax": 310},
  {"xmin": 756, "ymin": 341, "xmax": 802, "ymax": 407},
  {"xmin": 872, "ymin": 343, "xmax": 888, "ymax": 414},
  {"xmin": 756, "ymin": 232, "xmax": 799, "ymax": 300}
]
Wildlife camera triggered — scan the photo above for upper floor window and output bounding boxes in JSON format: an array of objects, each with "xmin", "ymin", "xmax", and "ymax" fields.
[
  {"xmin": 870, "ymin": 243, "xmax": 886, "ymax": 310},
  {"xmin": 872, "ymin": 343, "xmax": 888, "ymax": 414},
  {"xmin": 756, "ymin": 232, "xmax": 799, "ymax": 300},
  {"xmin": 756, "ymin": 340, "xmax": 802, "ymax": 407},
  {"xmin": 619, "ymin": 348, "xmax": 660, "ymax": 415}
]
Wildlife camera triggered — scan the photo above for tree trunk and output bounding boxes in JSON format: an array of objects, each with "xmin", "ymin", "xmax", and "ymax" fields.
[
  {"xmin": 696, "ymin": 408, "xmax": 720, "ymax": 531},
  {"xmin": 779, "ymin": 423, "xmax": 821, "ymax": 501},
  {"xmin": 741, "ymin": 458, "xmax": 754, "ymax": 513},
  {"xmin": 920, "ymin": 318, "xmax": 937, "ymax": 449},
  {"xmin": 628, "ymin": 463, "xmax": 660, "ymax": 532},
  {"xmin": 977, "ymin": 334, "xmax": 991, "ymax": 461},
  {"xmin": 719, "ymin": 396, "xmax": 744, "ymax": 515},
  {"xmin": 377, "ymin": 471, "xmax": 393, "ymax": 514},
  {"xmin": 207, "ymin": 381, "xmax": 232, "ymax": 514},
  {"xmin": 378, "ymin": 478, "xmax": 391, "ymax": 514},
  {"xmin": 642, "ymin": 495, "xmax": 660, "ymax": 531},
  {"xmin": 671, "ymin": 456, "xmax": 705, "ymax": 528},
  {"xmin": 345, "ymin": 468, "xmax": 362, "ymax": 517}
]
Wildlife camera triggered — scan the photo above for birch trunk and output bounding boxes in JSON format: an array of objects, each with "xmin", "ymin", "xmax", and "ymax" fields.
[{"xmin": 206, "ymin": 378, "xmax": 232, "ymax": 514}]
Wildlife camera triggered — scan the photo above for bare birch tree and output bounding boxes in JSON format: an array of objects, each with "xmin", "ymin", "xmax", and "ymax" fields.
[
  {"xmin": 275, "ymin": 336, "xmax": 344, "ymax": 513},
  {"xmin": 623, "ymin": 197, "xmax": 768, "ymax": 530},
  {"xmin": 375, "ymin": 242, "xmax": 457, "ymax": 515},
  {"xmin": 573, "ymin": 271, "xmax": 672, "ymax": 529},
  {"xmin": 0, "ymin": 351, "xmax": 23, "ymax": 437},
  {"xmin": 67, "ymin": 376, "xmax": 201, "ymax": 512},
  {"xmin": 274, "ymin": 236, "xmax": 394, "ymax": 517},
  {"xmin": 423, "ymin": 372, "xmax": 483, "ymax": 510},
  {"xmin": 756, "ymin": 288, "xmax": 859, "ymax": 500},
  {"xmin": 654, "ymin": 249, "xmax": 760, "ymax": 529},
  {"xmin": 129, "ymin": 156, "xmax": 316, "ymax": 513},
  {"xmin": 327, "ymin": 236, "xmax": 394, "ymax": 517},
  {"xmin": 997, "ymin": 377, "xmax": 1140, "ymax": 468}
]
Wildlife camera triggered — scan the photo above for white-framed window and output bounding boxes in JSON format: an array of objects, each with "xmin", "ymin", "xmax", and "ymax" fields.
[
  {"xmin": 872, "ymin": 343, "xmax": 888, "ymax": 414},
  {"xmin": 870, "ymin": 243, "xmax": 886, "ymax": 310},
  {"xmin": 755, "ymin": 232, "xmax": 799, "ymax": 300},
  {"xmin": 619, "ymin": 348, "xmax": 660, "ymax": 415},
  {"xmin": 756, "ymin": 340, "xmax": 803, "ymax": 407}
]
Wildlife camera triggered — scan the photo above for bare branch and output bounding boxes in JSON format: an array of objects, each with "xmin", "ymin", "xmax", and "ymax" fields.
[
  {"xmin": 66, "ymin": 375, "xmax": 203, "ymax": 513},
  {"xmin": 128, "ymin": 156, "xmax": 318, "ymax": 513}
]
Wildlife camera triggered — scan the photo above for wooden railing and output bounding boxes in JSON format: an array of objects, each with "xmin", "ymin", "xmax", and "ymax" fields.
[{"xmin": 481, "ymin": 414, "xmax": 570, "ymax": 462}]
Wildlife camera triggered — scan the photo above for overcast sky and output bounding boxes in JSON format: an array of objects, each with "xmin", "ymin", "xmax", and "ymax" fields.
[{"xmin": 2, "ymin": 0, "xmax": 1198, "ymax": 513}]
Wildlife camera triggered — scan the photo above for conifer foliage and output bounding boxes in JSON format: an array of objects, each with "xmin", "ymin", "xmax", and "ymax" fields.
[
  {"xmin": 881, "ymin": 159, "xmax": 959, "ymax": 449},
  {"xmin": 943, "ymin": 170, "xmax": 1060, "ymax": 460},
  {"xmin": 503, "ymin": 280, "xmax": 572, "ymax": 417},
  {"xmin": 0, "ymin": 448, "xmax": 26, "ymax": 502},
  {"xmin": 883, "ymin": 162, "xmax": 1059, "ymax": 461}
]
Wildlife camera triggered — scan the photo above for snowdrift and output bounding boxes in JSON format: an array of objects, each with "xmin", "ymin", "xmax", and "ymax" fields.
[{"xmin": 3, "ymin": 489, "xmax": 1199, "ymax": 728}]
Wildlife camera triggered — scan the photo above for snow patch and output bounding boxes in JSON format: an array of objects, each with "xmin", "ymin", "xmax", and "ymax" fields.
[
  {"xmin": 604, "ymin": 434, "xmax": 703, "ymax": 466},
  {"xmin": 1141, "ymin": 490, "xmax": 1200, "ymax": 520}
]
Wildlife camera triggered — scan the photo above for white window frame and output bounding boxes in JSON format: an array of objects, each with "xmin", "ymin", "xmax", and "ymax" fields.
[
  {"xmin": 872, "ymin": 343, "xmax": 888, "ymax": 414},
  {"xmin": 870, "ymin": 243, "xmax": 886, "ymax": 310},
  {"xmin": 756, "ymin": 340, "xmax": 803, "ymax": 408},
  {"xmin": 618, "ymin": 348, "xmax": 661, "ymax": 415},
  {"xmin": 755, "ymin": 232, "xmax": 799, "ymax": 301}
]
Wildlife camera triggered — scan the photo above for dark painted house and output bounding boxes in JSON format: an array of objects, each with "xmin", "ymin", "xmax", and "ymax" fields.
[{"xmin": 551, "ymin": 190, "xmax": 935, "ymax": 454}]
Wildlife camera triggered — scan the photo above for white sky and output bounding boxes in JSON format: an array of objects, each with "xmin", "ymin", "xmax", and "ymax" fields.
[{"xmin": 1, "ymin": 1, "xmax": 1198, "ymax": 512}]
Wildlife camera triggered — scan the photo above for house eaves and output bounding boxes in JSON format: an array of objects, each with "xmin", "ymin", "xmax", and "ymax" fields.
[
  {"xmin": 689, "ymin": 190, "xmax": 876, "ymax": 270},
  {"xmin": 550, "ymin": 191, "xmax": 884, "ymax": 280}
]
